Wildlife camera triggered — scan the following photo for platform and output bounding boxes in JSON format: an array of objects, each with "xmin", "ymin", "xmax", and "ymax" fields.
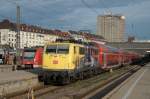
[
  {"xmin": 0, "ymin": 65, "xmax": 14, "ymax": 72},
  {"xmin": 103, "ymin": 64, "xmax": 150, "ymax": 99},
  {"xmin": 0, "ymin": 70, "xmax": 39, "ymax": 97}
]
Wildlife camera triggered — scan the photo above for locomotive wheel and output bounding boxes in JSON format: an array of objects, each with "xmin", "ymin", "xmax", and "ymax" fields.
[
  {"xmin": 63, "ymin": 76, "xmax": 70, "ymax": 84},
  {"xmin": 56, "ymin": 75, "xmax": 63, "ymax": 84},
  {"xmin": 43, "ymin": 74, "xmax": 51, "ymax": 85},
  {"xmin": 93, "ymin": 69, "xmax": 98, "ymax": 75},
  {"xmin": 89, "ymin": 69, "xmax": 94, "ymax": 77},
  {"xmin": 44, "ymin": 79, "xmax": 50, "ymax": 85},
  {"xmin": 69, "ymin": 76, "xmax": 74, "ymax": 82}
]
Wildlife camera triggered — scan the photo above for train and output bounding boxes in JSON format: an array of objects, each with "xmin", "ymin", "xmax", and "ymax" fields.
[
  {"xmin": 20, "ymin": 47, "xmax": 43, "ymax": 69},
  {"xmin": 42, "ymin": 39, "xmax": 140, "ymax": 84}
]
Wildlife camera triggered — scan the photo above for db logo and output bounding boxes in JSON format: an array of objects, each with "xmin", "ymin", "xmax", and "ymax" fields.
[{"xmin": 53, "ymin": 60, "xmax": 58, "ymax": 64}]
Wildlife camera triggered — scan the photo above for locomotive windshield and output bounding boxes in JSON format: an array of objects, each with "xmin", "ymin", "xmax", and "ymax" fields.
[
  {"xmin": 23, "ymin": 49, "xmax": 36, "ymax": 59},
  {"xmin": 46, "ymin": 45, "xmax": 57, "ymax": 53},
  {"xmin": 46, "ymin": 44, "xmax": 69, "ymax": 54}
]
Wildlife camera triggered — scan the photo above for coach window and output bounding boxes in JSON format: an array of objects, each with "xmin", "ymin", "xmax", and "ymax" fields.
[
  {"xmin": 95, "ymin": 49, "xmax": 98, "ymax": 55},
  {"xmin": 79, "ymin": 47, "xmax": 85, "ymax": 55}
]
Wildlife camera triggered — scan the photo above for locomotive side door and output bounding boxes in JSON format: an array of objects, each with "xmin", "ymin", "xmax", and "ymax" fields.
[{"xmin": 73, "ymin": 46, "xmax": 78, "ymax": 68}]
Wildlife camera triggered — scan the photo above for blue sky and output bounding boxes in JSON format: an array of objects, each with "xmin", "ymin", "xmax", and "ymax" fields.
[{"xmin": 0, "ymin": 0, "xmax": 150, "ymax": 40}]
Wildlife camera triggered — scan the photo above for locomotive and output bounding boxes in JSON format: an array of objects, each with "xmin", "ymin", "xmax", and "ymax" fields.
[
  {"xmin": 42, "ymin": 38, "xmax": 140, "ymax": 84},
  {"xmin": 20, "ymin": 47, "xmax": 43, "ymax": 69}
]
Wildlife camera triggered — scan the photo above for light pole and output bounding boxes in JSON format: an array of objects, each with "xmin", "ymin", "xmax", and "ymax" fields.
[
  {"xmin": 16, "ymin": 5, "xmax": 20, "ymax": 49},
  {"xmin": 15, "ymin": 4, "xmax": 20, "ymax": 70}
]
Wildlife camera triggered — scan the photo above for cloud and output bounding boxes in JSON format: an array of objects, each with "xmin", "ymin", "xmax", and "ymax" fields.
[
  {"xmin": 0, "ymin": 0, "xmax": 150, "ymax": 39},
  {"xmin": 108, "ymin": 0, "xmax": 150, "ymax": 39}
]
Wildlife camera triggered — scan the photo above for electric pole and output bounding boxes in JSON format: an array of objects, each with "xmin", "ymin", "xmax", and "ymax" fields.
[{"xmin": 16, "ymin": 5, "xmax": 20, "ymax": 49}]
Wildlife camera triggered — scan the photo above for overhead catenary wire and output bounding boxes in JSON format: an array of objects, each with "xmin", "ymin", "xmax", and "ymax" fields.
[
  {"xmin": 80, "ymin": 0, "xmax": 99, "ymax": 14},
  {"xmin": 25, "ymin": 0, "xmax": 95, "ymax": 30},
  {"xmin": 98, "ymin": 0, "xmax": 112, "ymax": 15},
  {"xmin": 4, "ymin": 0, "xmax": 18, "ymax": 5},
  {"xmin": 0, "ymin": 0, "xmax": 18, "ymax": 21},
  {"xmin": 0, "ymin": 0, "xmax": 70, "ymax": 30},
  {"xmin": 1, "ymin": 0, "xmax": 19, "ymax": 20},
  {"xmin": 2, "ymin": 0, "xmax": 51, "ymax": 25},
  {"xmin": 2, "ymin": 0, "xmax": 97, "ymax": 31},
  {"xmin": 0, "ymin": 14, "xmax": 11, "ymax": 19},
  {"xmin": 0, "ymin": 13, "xmax": 15, "ymax": 22}
]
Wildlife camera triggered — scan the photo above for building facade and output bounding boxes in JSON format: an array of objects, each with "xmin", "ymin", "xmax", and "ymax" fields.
[
  {"xmin": 97, "ymin": 15, "xmax": 125, "ymax": 42},
  {"xmin": 0, "ymin": 20, "xmax": 105, "ymax": 49},
  {"xmin": 0, "ymin": 20, "xmax": 59, "ymax": 49}
]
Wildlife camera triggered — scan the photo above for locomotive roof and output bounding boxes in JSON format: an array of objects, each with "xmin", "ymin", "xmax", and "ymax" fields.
[
  {"xmin": 46, "ymin": 38, "xmax": 98, "ymax": 47},
  {"xmin": 24, "ymin": 46, "xmax": 43, "ymax": 51}
]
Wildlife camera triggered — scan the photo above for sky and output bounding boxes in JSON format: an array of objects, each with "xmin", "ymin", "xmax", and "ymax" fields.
[{"xmin": 0, "ymin": 0, "xmax": 150, "ymax": 40}]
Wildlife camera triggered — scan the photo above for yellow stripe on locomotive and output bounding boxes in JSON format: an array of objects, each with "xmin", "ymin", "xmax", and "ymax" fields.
[{"xmin": 42, "ymin": 42, "xmax": 85, "ymax": 70}]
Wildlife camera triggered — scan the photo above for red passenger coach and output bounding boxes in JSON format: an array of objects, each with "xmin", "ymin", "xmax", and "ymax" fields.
[
  {"xmin": 97, "ymin": 44, "xmax": 121, "ymax": 70},
  {"xmin": 21, "ymin": 47, "xmax": 43, "ymax": 69},
  {"xmin": 93, "ymin": 42, "xmax": 125, "ymax": 70},
  {"xmin": 96, "ymin": 43, "xmax": 141, "ymax": 70}
]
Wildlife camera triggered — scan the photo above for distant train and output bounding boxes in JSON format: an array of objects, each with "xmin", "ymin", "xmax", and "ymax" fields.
[
  {"xmin": 41, "ymin": 39, "xmax": 140, "ymax": 84},
  {"xmin": 20, "ymin": 47, "xmax": 43, "ymax": 69}
]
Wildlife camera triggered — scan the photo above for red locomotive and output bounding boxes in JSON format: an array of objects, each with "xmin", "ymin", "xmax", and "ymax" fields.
[{"xmin": 21, "ymin": 47, "xmax": 43, "ymax": 69}]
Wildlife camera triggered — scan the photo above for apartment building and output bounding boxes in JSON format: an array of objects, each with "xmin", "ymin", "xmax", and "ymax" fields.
[
  {"xmin": 0, "ymin": 20, "xmax": 59, "ymax": 48},
  {"xmin": 97, "ymin": 15, "xmax": 125, "ymax": 42},
  {"xmin": 0, "ymin": 20, "xmax": 105, "ymax": 49}
]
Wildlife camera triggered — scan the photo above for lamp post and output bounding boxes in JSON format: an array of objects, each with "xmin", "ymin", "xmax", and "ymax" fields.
[{"xmin": 16, "ymin": 5, "xmax": 20, "ymax": 49}]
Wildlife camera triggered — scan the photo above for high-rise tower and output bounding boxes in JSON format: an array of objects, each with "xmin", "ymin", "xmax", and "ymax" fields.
[{"xmin": 97, "ymin": 15, "xmax": 125, "ymax": 42}]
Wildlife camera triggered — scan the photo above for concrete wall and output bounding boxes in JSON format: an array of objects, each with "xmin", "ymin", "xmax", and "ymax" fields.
[{"xmin": 0, "ymin": 71, "xmax": 40, "ymax": 97}]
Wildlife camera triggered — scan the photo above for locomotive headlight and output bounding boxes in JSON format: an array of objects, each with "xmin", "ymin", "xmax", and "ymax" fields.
[
  {"xmin": 34, "ymin": 58, "xmax": 38, "ymax": 64},
  {"xmin": 34, "ymin": 58, "xmax": 36, "ymax": 62}
]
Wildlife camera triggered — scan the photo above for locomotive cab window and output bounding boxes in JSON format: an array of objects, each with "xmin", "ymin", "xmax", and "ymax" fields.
[
  {"xmin": 46, "ymin": 44, "xmax": 69, "ymax": 54},
  {"xmin": 23, "ymin": 49, "xmax": 36, "ymax": 59},
  {"xmin": 57, "ymin": 45, "xmax": 69, "ymax": 54},
  {"xmin": 46, "ymin": 45, "xmax": 57, "ymax": 53}
]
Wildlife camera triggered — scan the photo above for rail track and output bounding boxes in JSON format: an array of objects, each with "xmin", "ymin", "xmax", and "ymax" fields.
[
  {"xmin": 8, "ymin": 65, "xmax": 141, "ymax": 99},
  {"xmin": 81, "ymin": 65, "xmax": 140, "ymax": 99},
  {"xmin": 8, "ymin": 84, "xmax": 64, "ymax": 99}
]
